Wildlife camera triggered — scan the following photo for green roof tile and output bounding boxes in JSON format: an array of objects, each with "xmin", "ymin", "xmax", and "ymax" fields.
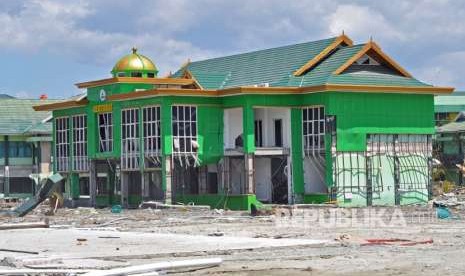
[
  {"xmin": 176, "ymin": 37, "xmax": 338, "ymax": 88},
  {"xmin": 0, "ymin": 99, "xmax": 59, "ymax": 135},
  {"xmin": 173, "ymin": 37, "xmax": 431, "ymax": 89}
]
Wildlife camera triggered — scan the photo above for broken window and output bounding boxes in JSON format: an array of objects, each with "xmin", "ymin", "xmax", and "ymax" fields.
[
  {"xmin": 302, "ymin": 106, "xmax": 325, "ymax": 155},
  {"xmin": 172, "ymin": 105, "xmax": 197, "ymax": 155},
  {"xmin": 79, "ymin": 176, "xmax": 90, "ymax": 196},
  {"xmin": 55, "ymin": 117, "xmax": 69, "ymax": 172},
  {"xmin": 72, "ymin": 115, "xmax": 88, "ymax": 171},
  {"xmin": 121, "ymin": 108, "xmax": 140, "ymax": 170},
  {"xmin": 98, "ymin": 112, "xmax": 113, "ymax": 152},
  {"xmin": 254, "ymin": 120, "xmax": 263, "ymax": 147},
  {"xmin": 274, "ymin": 119, "xmax": 283, "ymax": 147},
  {"xmin": 143, "ymin": 106, "xmax": 161, "ymax": 167}
]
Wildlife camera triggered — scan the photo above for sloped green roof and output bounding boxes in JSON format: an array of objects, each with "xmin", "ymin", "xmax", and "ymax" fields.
[
  {"xmin": 435, "ymin": 94, "xmax": 465, "ymax": 113},
  {"xmin": 273, "ymin": 44, "xmax": 366, "ymax": 86},
  {"xmin": 0, "ymin": 99, "xmax": 59, "ymax": 135},
  {"xmin": 174, "ymin": 37, "xmax": 338, "ymax": 88},
  {"xmin": 174, "ymin": 38, "xmax": 430, "ymax": 89}
]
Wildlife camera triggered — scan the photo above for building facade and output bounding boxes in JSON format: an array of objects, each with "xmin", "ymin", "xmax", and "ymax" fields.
[
  {"xmin": 0, "ymin": 96, "xmax": 57, "ymax": 198},
  {"xmin": 36, "ymin": 35, "xmax": 453, "ymax": 209}
]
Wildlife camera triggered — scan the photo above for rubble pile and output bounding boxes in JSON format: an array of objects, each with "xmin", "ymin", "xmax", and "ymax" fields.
[{"xmin": 433, "ymin": 187, "xmax": 465, "ymax": 209}]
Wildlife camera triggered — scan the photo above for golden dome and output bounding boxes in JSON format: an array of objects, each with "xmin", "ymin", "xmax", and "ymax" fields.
[{"xmin": 111, "ymin": 48, "xmax": 158, "ymax": 77}]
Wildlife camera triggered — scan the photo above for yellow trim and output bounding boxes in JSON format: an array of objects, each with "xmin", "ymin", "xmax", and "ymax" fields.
[
  {"xmin": 108, "ymin": 88, "xmax": 219, "ymax": 101},
  {"xmin": 333, "ymin": 41, "xmax": 412, "ymax": 77},
  {"xmin": 34, "ymin": 84, "xmax": 453, "ymax": 111},
  {"xmin": 293, "ymin": 34, "xmax": 353, "ymax": 76},
  {"xmin": 182, "ymin": 70, "xmax": 204, "ymax": 89},
  {"xmin": 301, "ymin": 84, "xmax": 453, "ymax": 95},
  {"xmin": 75, "ymin": 77, "xmax": 196, "ymax": 89},
  {"xmin": 33, "ymin": 99, "xmax": 88, "ymax": 111}
]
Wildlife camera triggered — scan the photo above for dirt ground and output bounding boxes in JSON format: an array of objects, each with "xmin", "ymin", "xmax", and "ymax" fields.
[{"xmin": 1, "ymin": 203, "xmax": 465, "ymax": 275}]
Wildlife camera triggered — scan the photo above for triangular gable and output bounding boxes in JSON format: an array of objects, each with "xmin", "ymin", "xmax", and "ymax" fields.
[
  {"xmin": 181, "ymin": 69, "xmax": 204, "ymax": 89},
  {"xmin": 333, "ymin": 41, "xmax": 412, "ymax": 77},
  {"xmin": 293, "ymin": 34, "xmax": 353, "ymax": 76}
]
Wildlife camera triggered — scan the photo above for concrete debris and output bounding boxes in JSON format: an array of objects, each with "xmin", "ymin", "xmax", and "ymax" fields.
[
  {"xmin": 140, "ymin": 201, "xmax": 211, "ymax": 210},
  {"xmin": 207, "ymin": 231, "xmax": 224, "ymax": 237},
  {"xmin": 433, "ymin": 187, "xmax": 465, "ymax": 209},
  {"xmin": 1, "ymin": 205, "xmax": 465, "ymax": 275},
  {"xmin": 0, "ymin": 220, "xmax": 49, "ymax": 231},
  {"xmin": 0, "ymin": 173, "xmax": 63, "ymax": 218},
  {"xmin": 82, "ymin": 258, "xmax": 222, "ymax": 276}
]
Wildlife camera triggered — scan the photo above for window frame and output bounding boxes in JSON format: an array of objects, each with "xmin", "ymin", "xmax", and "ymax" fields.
[
  {"xmin": 98, "ymin": 112, "xmax": 113, "ymax": 153},
  {"xmin": 55, "ymin": 117, "xmax": 70, "ymax": 172},
  {"xmin": 172, "ymin": 105, "xmax": 198, "ymax": 155},
  {"xmin": 302, "ymin": 106, "xmax": 325, "ymax": 156}
]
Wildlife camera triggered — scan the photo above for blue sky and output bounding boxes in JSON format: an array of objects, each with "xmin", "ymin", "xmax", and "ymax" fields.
[{"xmin": 1, "ymin": 0, "xmax": 465, "ymax": 99}]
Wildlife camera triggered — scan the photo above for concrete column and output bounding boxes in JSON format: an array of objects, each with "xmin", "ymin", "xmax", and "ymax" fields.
[
  {"xmin": 286, "ymin": 155, "xmax": 293, "ymax": 204},
  {"xmin": 164, "ymin": 156, "xmax": 173, "ymax": 204},
  {"xmin": 89, "ymin": 160, "xmax": 97, "ymax": 207},
  {"xmin": 199, "ymin": 166, "xmax": 207, "ymax": 194},
  {"xmin": 222, "ymin": 158, "xmax": 230, "ymax": 194},
  {"xmin": 142, "ymin": 172, "xmax": 149, "ymax": 199},
  {"xmin": 121, "ymin": 173, "xmax": 129, "ymax": 208},
  {"xmin": 245, "ymin": 154, "xmax": 254, "ymax": 194}
]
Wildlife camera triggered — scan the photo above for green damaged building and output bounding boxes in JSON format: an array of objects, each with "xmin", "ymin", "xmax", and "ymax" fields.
[{"xmin": 35, "ymin": 34, "xmax": 453, "ymax": 209}]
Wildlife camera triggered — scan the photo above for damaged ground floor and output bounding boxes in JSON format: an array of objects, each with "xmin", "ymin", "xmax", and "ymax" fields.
[{"xmin": 56, "ymin": 133, "xmax": 433, "ymax": 210}]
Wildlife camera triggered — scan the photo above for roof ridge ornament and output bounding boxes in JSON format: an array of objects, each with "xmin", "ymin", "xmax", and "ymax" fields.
[{"xmin": 132, "ymin": 47, "xmax": 138, "ymax": 54}]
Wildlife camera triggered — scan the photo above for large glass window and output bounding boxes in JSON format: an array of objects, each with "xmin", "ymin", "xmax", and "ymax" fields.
[
  {"xmin": 121, "ymin": 108, "xmax": 140, "ymax": 170},
  {"xmin": 7, "ymin": 142, "xmax": 32, "ymax": 158},
  {"xmin": 143, "ymin": 106, "xmax": 161, "ymax": 155},
  {"xmin": 98, "ymin": 112, "xmax": 113, "ymax": 152},
  {"xmin": 172, "ymin": 105, "xmax": 197, "ymax": 154},
  {"xmin": 0, "ymin": 142, "xmax": 4, "ymax": 158},
  {"xmin": 72, "ymin": 115, "xmax": 88, "ymax": 171},
  {"xmin": 55, "ymin": 117, "xmax": 69, "ymax": 172},
  {"xmin": 302, "ymin": 106, "xmax": 325, "ymax": 156}
]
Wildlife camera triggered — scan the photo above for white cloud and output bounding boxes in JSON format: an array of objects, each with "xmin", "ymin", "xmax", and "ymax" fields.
[
  {"xmin": 416, "ymin": 51, "xmax": 465, "ymax": 89},
  {"xmin": 0, "ymin": 0, "xmax": 217, "ymax": 75},
  {"xmin": 1, "ymin": 0, "xmax": 465, "ymax": 91},
  {"xmin": 326, "ymin": 4, "xmax": 404, "ymax": 43}
]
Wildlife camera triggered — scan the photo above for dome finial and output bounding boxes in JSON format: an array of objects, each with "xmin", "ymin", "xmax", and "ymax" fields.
[{"xmin": 132, "ymin": 47, "xmax": 138, "ymax": 54}]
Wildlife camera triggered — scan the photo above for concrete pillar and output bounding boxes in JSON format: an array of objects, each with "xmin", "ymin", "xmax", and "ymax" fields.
[
  {"xmin": 199, "ymin": 166, "xmax": 207, "ymax": 194},
  {"xmin": 142, "ymin": 172, "xmax": 149, "ymax": 199},
  {"xmin": 245, "ymin": 154, "xmax": 254, "ymax": 194},
  {"xmin": 222, "ymin": 158, "xmax": 230, "ymax": 194},
  {"xmin": 164, "ymin": 156, "xmax": 173, "ymax": 204},
  {"xmin": 286, "ymin": 155, "xmax": 293, "ymax": 204},
  {"xmin": 89, "ymin": 160, "xmax": 97, "ymax": 207},
  {"xmin": 121, "ymin": 173, "xmax": 129, "ymax": 208}
]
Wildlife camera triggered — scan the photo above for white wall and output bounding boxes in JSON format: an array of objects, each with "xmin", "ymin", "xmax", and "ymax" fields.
[
  {"xmin": 253, "ymin": 108, "xmax": 291, "ymax": 148},
  {"xmin": 223, "ymin": 108, "xmax": 243, "ymax": 149},
  {"xmin": 255, "ymin": 157, "xmax": 271, "ymax": 202}
]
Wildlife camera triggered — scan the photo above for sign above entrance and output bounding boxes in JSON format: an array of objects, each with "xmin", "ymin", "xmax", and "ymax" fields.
[
  {"xmin": 93, "ymin": 103, "xmax": 112, "ymax": 113},
  {"xmin": 99, "ymin": 89, "xmax": 107, "ymax": 102}
]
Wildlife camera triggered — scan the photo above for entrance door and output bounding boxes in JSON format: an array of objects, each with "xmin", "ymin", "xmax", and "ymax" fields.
[{"xmin": 271, "ymin": 157, "xmax": 288, "ymax": 203}]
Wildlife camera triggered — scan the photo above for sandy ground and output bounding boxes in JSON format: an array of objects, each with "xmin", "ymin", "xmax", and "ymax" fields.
[{"xmin": 1, "ymin": 203, "xmax": 465, "ymax": 275}]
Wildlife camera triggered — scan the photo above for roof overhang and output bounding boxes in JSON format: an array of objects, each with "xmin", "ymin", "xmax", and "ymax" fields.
[
  {"xmin": 32, "ymin": 84, "xmax": 454, "ymax": 111},
  {"xmin": 294, "ymin": 34, "xmax": 354, "ymax": 76},
  {"xmin": 106, "ymin": 84, "xmax": 454, "ymax": 101},
  {"xmin": 304, "ymin": 84, "xmax": 454, "ymax": 95},
  {"xmin": 75, "ymin": 77, "xmax": 196, "ymax": 89},
  {"xmin": 33, "ymin": 98, "xmax": 89, "ymax": 111}
]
